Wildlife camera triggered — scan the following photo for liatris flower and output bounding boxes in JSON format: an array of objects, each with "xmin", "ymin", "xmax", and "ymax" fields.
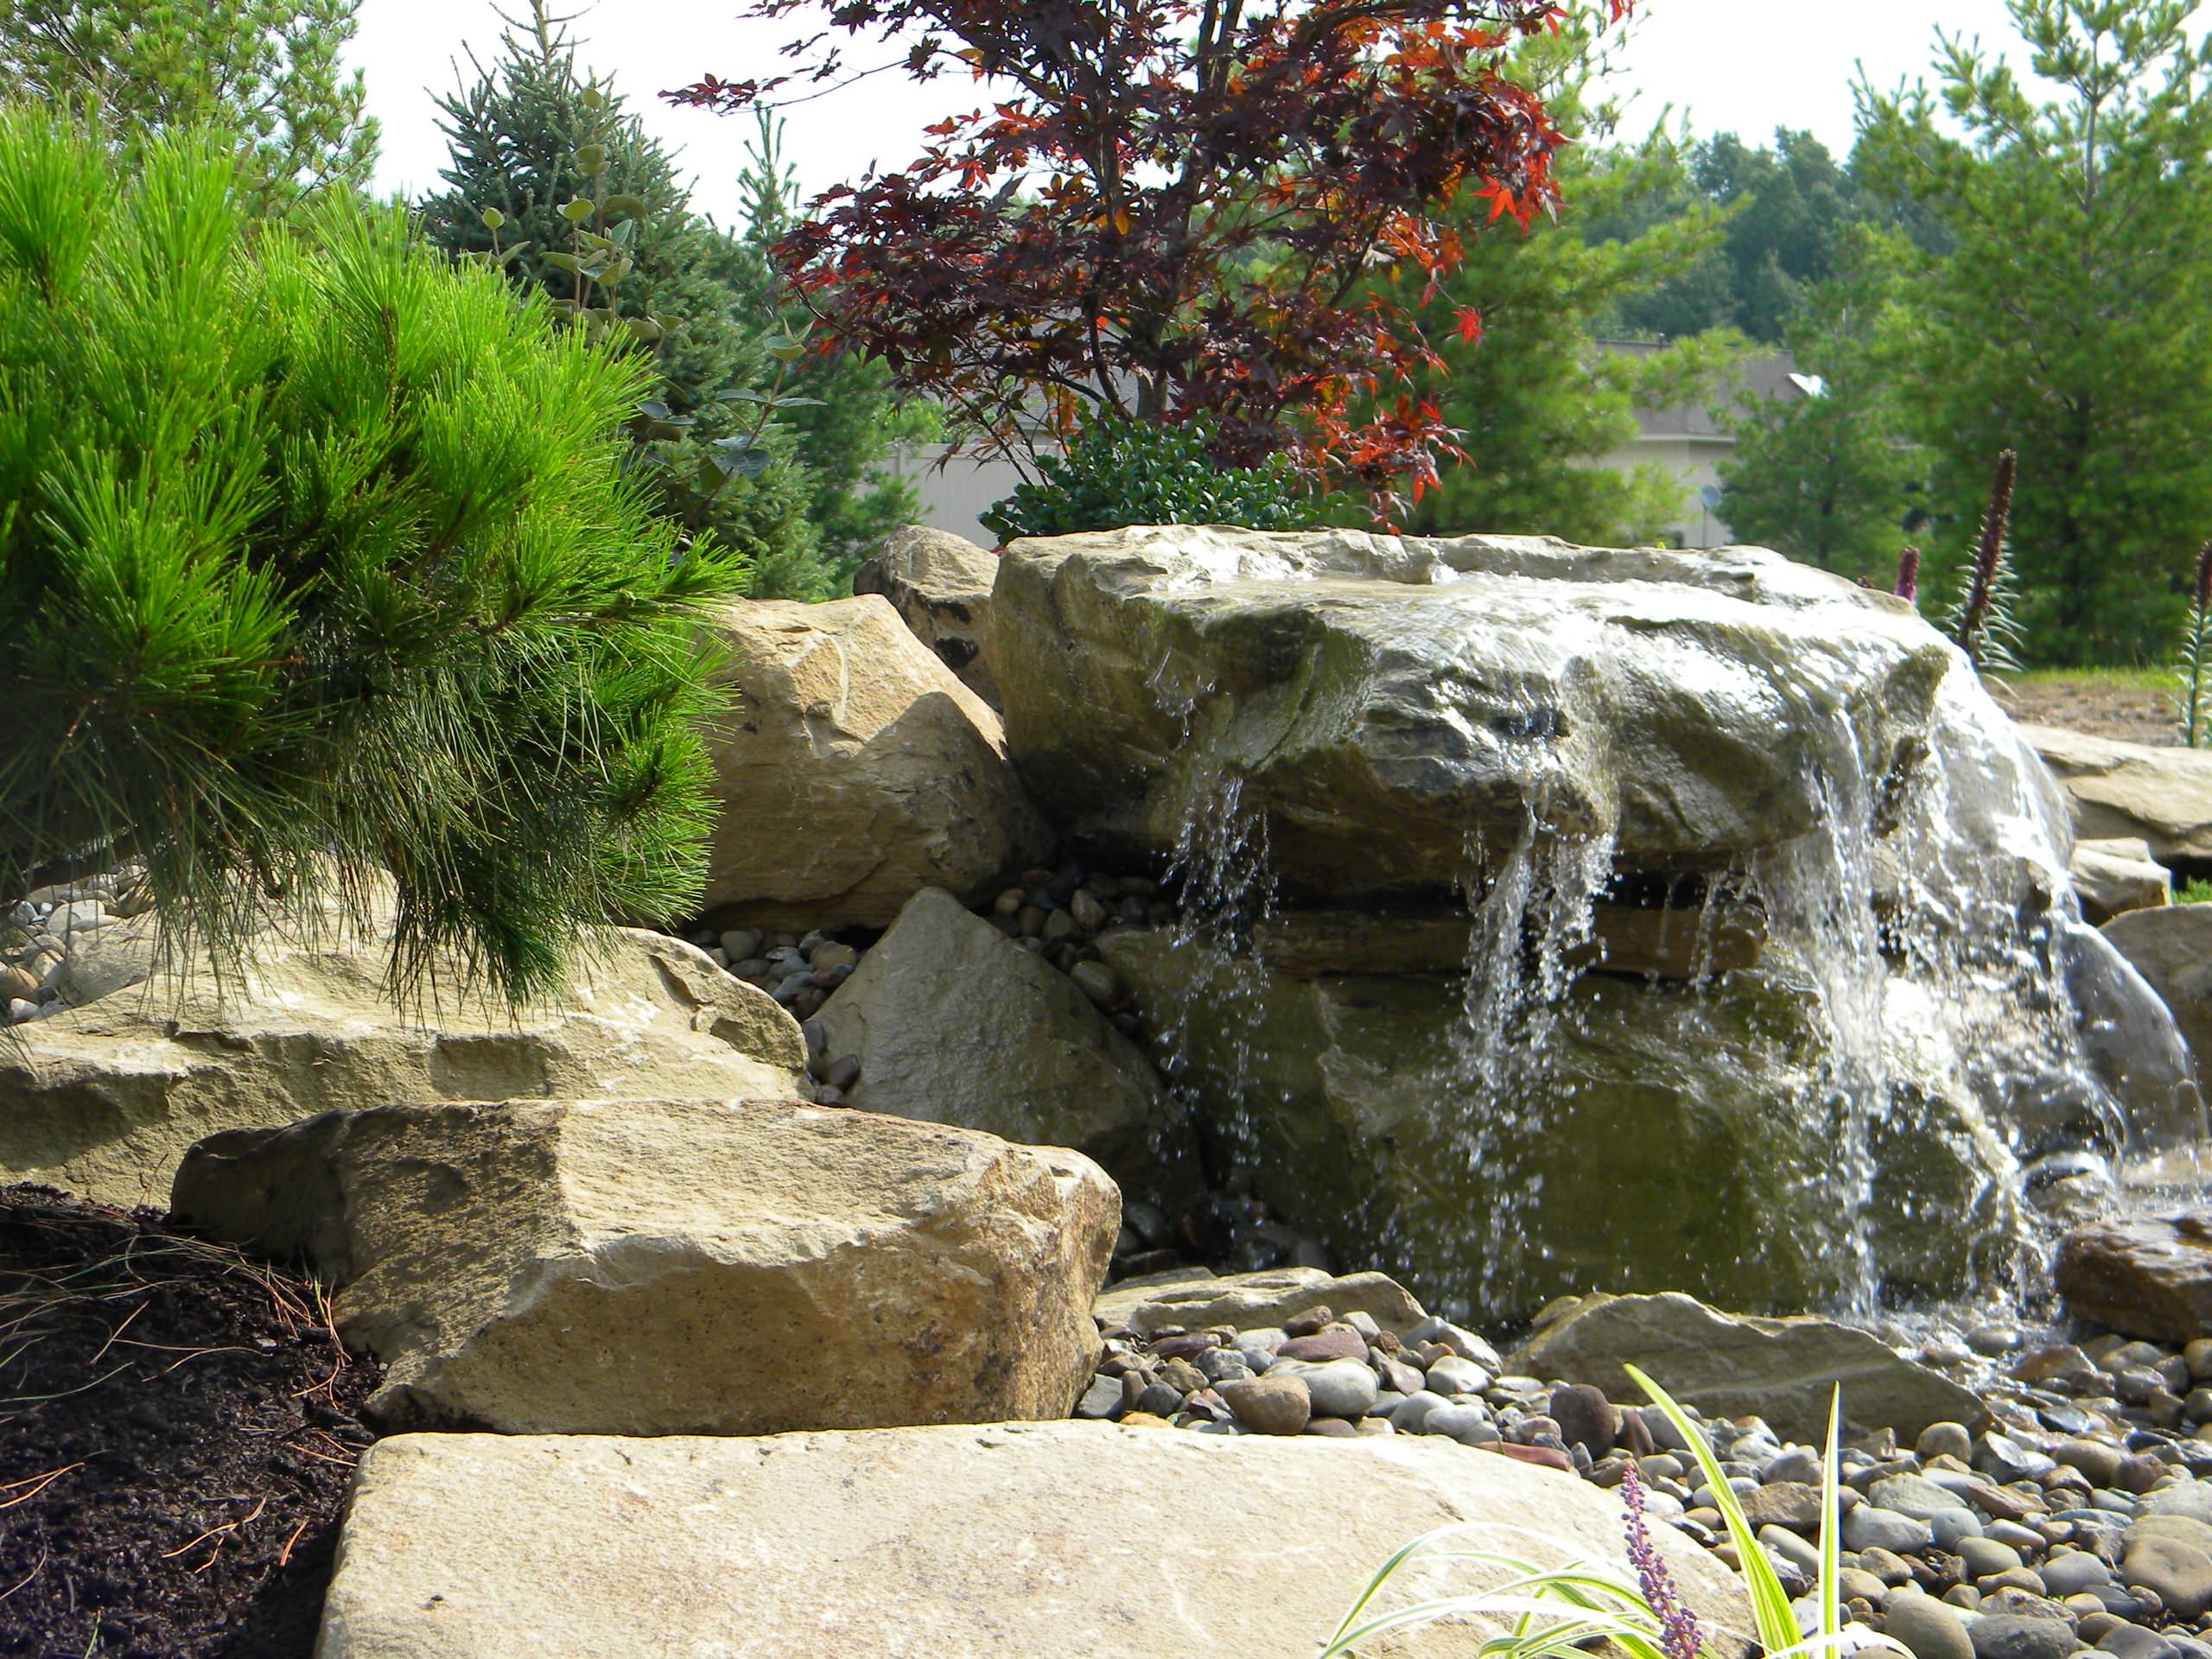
[
  {"xmin": 2177, "ymin": 538, "xmax": 2212, "ymax": 748},
  {"xmin": 1893, "ymin": 545, "xmax": 1920, "ymax": 604},
  {"xmin": 1620, "ymin": 1457, "xmax": 1703, "ymax": 1659},
  {"xmin": 1948, "ymin": 448, "xmax": 2024, "ymax": 671}
]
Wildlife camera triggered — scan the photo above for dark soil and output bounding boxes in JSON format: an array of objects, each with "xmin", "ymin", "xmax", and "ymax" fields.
[{"xmin": 0, "ymin": 1185, "xmax": 379, "ymax": 1659}]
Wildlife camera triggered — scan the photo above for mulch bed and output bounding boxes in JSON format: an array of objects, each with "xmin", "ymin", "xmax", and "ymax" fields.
[{"xmin": 0, "ymin": 1185, "xmax": 380, "ymax": 1658}]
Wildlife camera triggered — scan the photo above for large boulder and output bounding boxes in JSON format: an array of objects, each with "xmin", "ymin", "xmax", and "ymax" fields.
[
  {"xmin": 813, "ymin": 887, "xmax": 1195, "ymax": 1190},
  {"xmin": 172, "ymin": 1096, "xmax": 1117, "ymax": 1434},
  {"xmin": 313, "ymin": 1421, "xmax": 1750, "ymax": 1659},
  {"xmin": 2053, "ymin": 1213, "xmax": 2212, "ymax": 1341},
  {"xmin": 992, "ymin": 528, "xmax": 2056, "ymax": 898},
  {"xmin": 1096, "ymin": 928, "xmax": 2023, "ymax": 1320},
  {"xmin": 1506, "ymin": 1292, "xmax": 1988, "ymax": 1443},
  {"xmin": 994, "ymin": 528, "xmax": 2183, "ymax": 1317},
  {"xmin": 852, "ymin": 524, "xmax": 1001, "ymax": 704},
  {"xmin": 2103, "ymin": 906, "xmax": 2212, "ymax": 1084},
  {"xmin": 697, "ymin": 595, "xmax": 1051, "ymax": 927},
  {"xmin": 0, "ymin": 925, "xmax": 806, "ymax": 1208},
  {"xmin": 2024, "ymin": 725, "xmax": 2212, "ymax": 862},
  {"xmin": 2072, "ymin": 837, "xmax": 2171, "ymax": 925}
]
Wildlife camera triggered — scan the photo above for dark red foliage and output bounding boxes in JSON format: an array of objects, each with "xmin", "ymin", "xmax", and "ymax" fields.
[{"xmin": 669, "ymin": 0, "xmax": 1630, "ymax": 513}]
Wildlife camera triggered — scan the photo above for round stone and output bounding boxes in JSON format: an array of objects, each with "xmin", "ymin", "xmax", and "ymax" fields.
[
  {"xmin": 1963, "ymin": 1539, "xmax": 2029, "ymax": 1580},
  {"xmin": 1846, "ymin": 1505, "xmax": 1936, "ymax": 1554},
  {"xmin": 1967, "ymin": 1614, "xmax": 2089, "ymax": 1659},
  {"xmin": 1421, "ymin": 1404, "xmax": 1498, "ymax": 1446},
  {"xmin": 1886, "ymin": 1591, "xmax": 1977, "ymax": 1659},
  {"xmin": 1920, "ymin": 1422, "xmax": 1976, "ymax": 1464},
  {"xmin": 1219, "ymin": 1375, "xmax": 1311, "ymax": 1436},
  {"xmin": 1302, "ymin": 1358, "xmax": 1381, "ymax": 1421}
]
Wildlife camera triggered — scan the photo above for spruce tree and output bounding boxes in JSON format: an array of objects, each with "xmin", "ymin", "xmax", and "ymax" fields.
[
  {"xmin": 0, "ymin": 112, "xmax": 747, "ymax": 1004},
  {"xmin": 0, "ymin": 0, "xmax": 377, "ymax": 219},
  {"xmin": 418, "ymin": 5, "xmax": 836, "ymax": 598}
]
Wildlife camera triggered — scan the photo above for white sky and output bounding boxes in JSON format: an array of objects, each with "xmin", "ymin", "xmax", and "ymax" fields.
[{"xmin": 349, "ymin": 0, "xmax": 2035, "ymax": 226}]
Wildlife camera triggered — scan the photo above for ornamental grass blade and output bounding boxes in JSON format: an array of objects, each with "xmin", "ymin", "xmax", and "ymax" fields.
[
  {"xmin": 1821, "ymin": 1386, "xmax": 1841, "ymax": 1647},
  {"xmin": 1625, "ymin": 1363, "xmax": 1799, "ymax": 1656}
]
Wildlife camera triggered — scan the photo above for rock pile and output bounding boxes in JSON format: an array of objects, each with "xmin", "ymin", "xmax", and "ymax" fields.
[
  {"xmin": 1078, "ymin": 1270, "xmax": 2212, "ymax": 1659},
  {"xmin": 3, "ymin": 870, "xmax": 151, "ymax": 1023}
]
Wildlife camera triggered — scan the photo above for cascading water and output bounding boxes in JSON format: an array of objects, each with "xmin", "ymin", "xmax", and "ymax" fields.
[{"xmin": 1001, "ymin": 524, "xmax": 2208, "ymax": 1325}]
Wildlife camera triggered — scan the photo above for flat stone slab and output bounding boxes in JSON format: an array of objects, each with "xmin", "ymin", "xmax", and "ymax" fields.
[
  {"xmin": 1093, "ymin": 1264, "xmax": 1426, "ymax": 1338},
  {"xmin": 315, "ymin": 1421, "xmax": 1748, "ymax": 1658}
]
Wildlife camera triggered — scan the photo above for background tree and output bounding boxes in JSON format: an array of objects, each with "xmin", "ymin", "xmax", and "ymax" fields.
[
  {"xmin": 1387, "ymin": 19, "xmax": 1741, "ymax": 543},
  {"xmin": 0, "ymin": 0, "xmax": 376, "ymax": 219},
  {"xmin": 671, "ymin": 0, "xmax": 1631, "ymax": 513},
  {"xmin": 1853, "ymin": 0, "xmax": 2212, "ymax": 663},
  {"xmin": 1716, "ymin": 237, "xmax": 1924, "ymax": 575},
  {"xmin": 419, "ymin": 5, "xmax": 838, "ymax": 597},
  {"xmin": 0, "ymin": 114, "xmax": 745, "ymax": 1001}
]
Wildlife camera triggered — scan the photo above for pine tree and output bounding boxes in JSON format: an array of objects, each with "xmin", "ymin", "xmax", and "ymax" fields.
[
  {"xmin": 0, "ymin": 112, "xmax": 747, "ymax": 1003},
  {"xmin": 0, "ymin": 0, "xmax": 377, "ymax": 219}
]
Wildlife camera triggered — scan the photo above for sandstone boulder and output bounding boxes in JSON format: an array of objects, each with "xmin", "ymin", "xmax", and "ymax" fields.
[
  {"xmin": 2102, "ymin": 905, "xmax": 2212, "ymax": 1086},
  {"xmin": 852, "ymin": 524, "xmax": 1001, "ymax": 703},
  {"xmin": 2072, "ymin": 837, "xmax": 2171, "ymax": 925},
  {"xmin": 0, "ymin": 926, "xmax": 805, "ymax": 1208},
  {"xmin": 1092, "ymin": 1264, "xmax": 1427, "ymax": 1338},
  {"xmin": 1506, "ymin": 1292, "xmax": 1988, "ymax": 1443},
  {"xmin": 993, "ymin": 528, "xmax": 2056, "ymax": 901},
  {"xmin": 2054, "ymin": 1213, "xmax": 2212, "ymax": 1342},
  {"xmin": 2024, "ymin": 725, "xmax": 2212, "ymax": 862},
  {"xmin": 698, "ymin": 595, "xmax": 1051, "ymax": 927},
  {"xmin": 314, "ymin": 1421, "xmax": 1749, "ymax": 1659},
  {"xmin": 814, "ymin": 887, "xmax": 1194, "ymax": 1188},
  {"xmin": 173, "ymin": 1096, "xmax": 1117, "ymax": 1433}
]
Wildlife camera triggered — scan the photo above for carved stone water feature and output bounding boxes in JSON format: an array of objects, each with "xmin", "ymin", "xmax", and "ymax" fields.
[{"xmin": 991, "ymin": 526, "xmax": 2202, "ymax": 1321}]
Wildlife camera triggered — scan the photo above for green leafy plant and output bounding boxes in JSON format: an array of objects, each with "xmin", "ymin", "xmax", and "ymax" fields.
[
  {"xmin": 978, "ymin": 416, "xmax": 1324, "ymax": 546},
  {"xmin": 0, "ymin": 112, "xmax": 747, "ymax": 1004},
  {"xmin": 2177, "ymin": 540, "xmax": 2212, "ymax": 748},
  {"xmin": 1321, "ymin": 1370, "xmax": 1903, "ymax": 1659}
]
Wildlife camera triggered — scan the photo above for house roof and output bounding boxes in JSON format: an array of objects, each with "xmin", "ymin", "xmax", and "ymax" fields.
[{"xmin": 1599, "ymin": 340, "xmax": 1807, "ymax": 440}]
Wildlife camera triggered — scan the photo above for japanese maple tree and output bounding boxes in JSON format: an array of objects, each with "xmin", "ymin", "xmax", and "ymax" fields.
[{"xmin": 670, "ymin": 0, "xmax": 1628, "ymax": 512}]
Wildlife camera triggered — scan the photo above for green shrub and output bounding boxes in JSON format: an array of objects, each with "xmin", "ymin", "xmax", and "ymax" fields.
[
  {"xmin": 978, "ymin": 416, "xmax": 1322, "ymax": 545},
  {"xmin": 0, "ymin": 113, "xmax": 747, "ymax": 1004}
]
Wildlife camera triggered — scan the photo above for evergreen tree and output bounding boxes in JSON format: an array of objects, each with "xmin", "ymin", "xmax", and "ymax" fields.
[
  {"xmin": 1391, "ymin": 23, "xmax": 1743, "ymax": 546},
  {"xmin": 1717, "ymin": 238, "xmax": 1926, "ymax": 577},
  {"xmin": 1854, "ymin": 0, "xmax": 2212, "ymax": 664},
  {"xmin": 0, "ymin": 112, "xmax": 746, "ymax": 1002},
  {"xmin": 418, "ymin": 4, "xmax": 834, "ymax": 597},
  {"xmin": 0, "ymin": 0, "xmax": 376, "ymax": 219}
]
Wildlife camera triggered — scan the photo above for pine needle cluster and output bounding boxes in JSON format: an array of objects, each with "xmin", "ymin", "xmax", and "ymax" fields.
[
  {"xmin": 0, "ymin": 112, "xmax": 748, "ymax": 1006},
  {"xmin": 2177, "ymin": 540, "xmax": 2212, "ymax": 748}
]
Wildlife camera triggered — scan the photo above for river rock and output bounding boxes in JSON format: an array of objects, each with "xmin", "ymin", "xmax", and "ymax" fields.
[
  {"xmin": 2102, "ymin": 906, "xmax": 2212, "ymax": 1086},
  {"xmin": 2124, "ymin": 1535, "xmax": 2212, "ymax": 1620},
  {"xmin": 1505, "ymin": 1293, "xmax": 1987, "ymax": 1443},
  {"xmin": 312, "ymin": 1421, "xmax": 1751, "ymax": 1658},
  {"xmin": 0, "ymin": 920, "xmax": 806, "ymax": 1209},
  {"xmin": 1887, "ymin": 1591, "xmax": 1979, "ymax": 1659},
  {"xmin": 852, "ymin": 524, "xmax": 1001, "ymax": 704},
  {"xmin": 2072, "ymin": 839, "xmax": 2171, "ymax": 925},
  {"xmin": 2025, "ymin": 725, "xmax": 2212, "ymax": 862},
  {"xmin": 171, "ymin": 1097, "xmax": 1116, "ymax": 1434},
  {"xmin": 696, "ymin": 595, "xmax": 1051, "ymax": 927},
  {"xmin": 2056, "ymin": 1214, "xmax": 2212, "ymax": 1342},
  {"xmin": 1091, "ymin": 1265, "xmax": 1426, "ymax": 1339},
  {"xmin": 813, "ymin": 887, "xmax": 1193, "ymax": 1186}
]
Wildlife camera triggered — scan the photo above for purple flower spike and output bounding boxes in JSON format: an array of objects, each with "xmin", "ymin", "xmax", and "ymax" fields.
[
  {"xmin": 1620, "ymin": 1459, "xmax": 1703, "ymax": 1659},
  {"xmin": 1894, "ymin": 544, "xmax": 1920, "ymax": 604}
]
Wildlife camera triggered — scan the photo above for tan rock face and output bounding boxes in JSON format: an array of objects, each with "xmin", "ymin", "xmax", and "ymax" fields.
[
  {"xmin": 173, "ymin": 1096, "xmax": 1117, "ymax": 1434},
  {"xmin": 1093, "ymin": 1264, "xmax": 1427, "ymax": 1338},
  {"xmin": 2025, "ymin": 724, "xmax": 2212, "ymax": 861},
  {"xmin": 313, "ymin": 1422, "xmax": 1751, "ymax": 1659},
  {"xmin": 2071, "ymin": 836, "xmax": 2171, "ymax": 925},
  {"xmin": 698, "ymin": 595, "xmax": 1052, "ymax": 928},
  {"xmin": 1505, "ymin": 1292, "xmax": 1988, "ymax": 1444},
  {"xmin": 2054, "ymin": 1214, "xmax": 2212, "ymax": 1342},
  {"xmin": 0, "ymin": 927, "xmax": 804, "ymax": 1208},
  {"xmin": 815, "ymin": 887, "xmax": 1196, "ymax": 1189},
  {"xmin": 851, "ymin": 524, "xmax": 1001, "ymax": 703}
]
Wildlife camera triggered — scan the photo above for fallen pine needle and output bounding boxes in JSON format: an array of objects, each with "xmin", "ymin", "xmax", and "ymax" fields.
[
  {"xmin": 276, "ymin": 1516, "xmax": 310, "ymax": 1567},
  {"xmin": 0, "ymin": 1461, "xmax": 82, "ymax": 1510}
]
